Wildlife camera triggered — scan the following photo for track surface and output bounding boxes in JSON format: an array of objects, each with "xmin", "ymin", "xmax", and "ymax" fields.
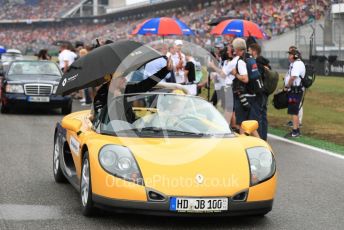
[{"xmin": 0, "ymin": 102, "xmax": 343, "ymax": 229}]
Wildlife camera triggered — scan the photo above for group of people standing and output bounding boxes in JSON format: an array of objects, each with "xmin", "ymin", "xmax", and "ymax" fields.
[{"xmin": 206, "ymin": 38, "xmax": 306, "ymax": 140}]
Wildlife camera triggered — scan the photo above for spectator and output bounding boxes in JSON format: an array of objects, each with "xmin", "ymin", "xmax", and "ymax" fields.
[
  {"xmin": 184, "ymin": 52, "xmax": 196, "ymax": 83},
  {"xmin": 208, "ymin": 42, "xmax": 225, "ymax": 107},
  {"xmin": 37, "ymin": 49, "xmax": 51, "ymax": 60},
  {"xmin": 58, "ymin": 43, "xmax": 77, "ymax": 73},
  {"xmin": 78, "ymin": 48, "xmax": 92, "ymax": 106},
  {"xmin": 208, "ymin": 42, "xmax": 237, "ymax": 126},
  {"xmin": 170, "ymin": 40, "xmax": 186, "ymax": 84}
]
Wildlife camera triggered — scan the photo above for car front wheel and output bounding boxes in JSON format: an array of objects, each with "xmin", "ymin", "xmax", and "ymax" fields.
[
  {"xmin": 80, "ymin": 151, "xmax": 95, "ymax": 216},
  {"xmin": 53, "ymin": 136, "xmax": 67, "ymax": 183}
]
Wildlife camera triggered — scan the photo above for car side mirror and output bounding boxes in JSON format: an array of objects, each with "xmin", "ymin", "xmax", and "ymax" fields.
[
  {"xmin": 241, "ymin": 120, "xmax": 258, "ymax": 135},
  {"xmin": 61, "ymin": 118, "xmax": 82, "ymax": 134}
]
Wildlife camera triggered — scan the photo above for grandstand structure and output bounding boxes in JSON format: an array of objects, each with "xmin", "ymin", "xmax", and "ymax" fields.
[{"xmin": 0, "ymin": 0, "xmax": 340, "ymax": 68}]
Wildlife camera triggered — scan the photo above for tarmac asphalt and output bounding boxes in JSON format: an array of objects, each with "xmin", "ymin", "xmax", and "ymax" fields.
[{"xmin": 0, "ymin": 102, "xmax": 343, "ymax": 230}]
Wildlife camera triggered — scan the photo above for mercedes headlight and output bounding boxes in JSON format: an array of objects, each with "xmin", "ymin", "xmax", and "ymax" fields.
[
  {"xmin": 246, "ymin": 147, "xmax": 276, "ymax": 186},
  {"xmin": 99, "ymin": 145, "xmax": 144, "ymax": 185},
  {"xmin": 6, "ymin": 84, "xmax": 24, "ymax": 93},
  {"xmin": 53, "ymin": 85, "xmax": 58, "ymax": 94}
]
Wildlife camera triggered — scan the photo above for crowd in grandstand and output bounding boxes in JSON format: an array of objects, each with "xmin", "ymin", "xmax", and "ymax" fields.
[
  {"xmin": 0, "ymin": 0, "xmax": 330, "ymax": 54},
  {"xmin": 0, "ymin": 0, "xmax": 80, "ymax": 20}
]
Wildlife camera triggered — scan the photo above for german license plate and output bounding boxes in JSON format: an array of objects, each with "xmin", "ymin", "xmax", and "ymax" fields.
[
  {"xmin": 28, "ymin": 96, "xmax": 50, "ymax": 102},
  {"xmin": 170, "ymin": 197, "xmax": 228, "ymax": 212}
]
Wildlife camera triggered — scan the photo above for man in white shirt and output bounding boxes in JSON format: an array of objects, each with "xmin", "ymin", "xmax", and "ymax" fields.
[
  {"xmin": 230, "ymin": 38, "xmax": 260, "ymax": 138},
  {"xmin": 170, "ymin": 40, "xmax": 186, "ymax": 84},
  {"xmin": 284, "ymin": 49, "xmax": 305, "ymax": 138},
  {"xmin": 58, "ymin": 43, "xmax": 77, "ymax": 73}
]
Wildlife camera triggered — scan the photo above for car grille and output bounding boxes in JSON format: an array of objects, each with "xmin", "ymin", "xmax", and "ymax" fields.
[{"xmin": 24, "ymin": 84, "xmax": 53, "ymax": 96}]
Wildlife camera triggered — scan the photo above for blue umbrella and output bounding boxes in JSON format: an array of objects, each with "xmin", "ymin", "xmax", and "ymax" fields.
[{"xmin": 0, "ymin": 46, "xmax": 6, "ymax": 54}]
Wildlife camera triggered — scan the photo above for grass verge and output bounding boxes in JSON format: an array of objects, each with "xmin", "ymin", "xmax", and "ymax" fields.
[
  {"xmin": 200, "ymin": 75, "xmax": 344, "ymax": 151},
  {"xmin": 268, "ymin": 126, "xmax": 344, "ymax": 155}
]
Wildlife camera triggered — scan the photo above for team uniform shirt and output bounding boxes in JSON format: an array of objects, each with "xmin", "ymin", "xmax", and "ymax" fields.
[
  {"xmin": 58, "ymin": 49, "xmax": 77, "ymax": 70},
  {"xmin": 170, "ymin": 52, "xmax": 186, "ymax": 83},
  {"xmin": 284, "ymin": 59, "xmax": 306, "ymax": 87}
]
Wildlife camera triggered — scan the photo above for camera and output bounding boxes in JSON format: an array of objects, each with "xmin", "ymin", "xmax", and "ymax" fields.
[{"xmin": 238, "ymin": 93, "xmax": 251, "ymax": 111}]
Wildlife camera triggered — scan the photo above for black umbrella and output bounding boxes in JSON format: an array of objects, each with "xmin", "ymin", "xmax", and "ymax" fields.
[{"xmin": 56, "ymin": 40, "xmax": 163, "ymax": 96}]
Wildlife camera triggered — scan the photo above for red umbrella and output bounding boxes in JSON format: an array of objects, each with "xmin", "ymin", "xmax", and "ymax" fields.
[{"xmin": 211, "ymin": 19, "xmax": 268, "ymax": 39}]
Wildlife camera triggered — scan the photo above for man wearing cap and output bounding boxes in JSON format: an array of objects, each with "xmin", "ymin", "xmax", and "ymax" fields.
[
  {"xmin": 284, "ymin": 47, "xmax": 305, "ymax": 138},
  {"xmin": 286, "ymin": 46, "xmax": 304, "ymax": 128},
  {"xmin": 230, "ymin": 38, "xmax": 260, "ymax": 138},
  {"xmin": 170, "ymin": 40, "xmax": 186, "ymax": 84}
]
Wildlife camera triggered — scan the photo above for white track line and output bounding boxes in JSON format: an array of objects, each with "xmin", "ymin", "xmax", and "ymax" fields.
[{"xmin": 268, "ymin": 134, "xmax": 344, "ymax": 160}]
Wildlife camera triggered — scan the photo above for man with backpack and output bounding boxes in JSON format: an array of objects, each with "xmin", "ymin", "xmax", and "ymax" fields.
[
  {"xmin": 230, "ymin": 38, "xmax": 262, "ymax": 138},
  {"xmin": 248, "ymin": 43, "xmax": 279, "ymax": 140},
  {"xmin": 284, "ymin": 48, "xmax": 306, "ymax": 138}
]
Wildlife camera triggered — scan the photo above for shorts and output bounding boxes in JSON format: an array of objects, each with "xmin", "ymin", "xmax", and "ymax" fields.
[
  {"xmin": 214, "ymin": 88, "xmax": 224, "ymax": 108},
  {"xmin": 287, "ymin": 91, "xmax": 303, "ymax": 115},
  {"xmin": 234, "ymin": 95, "xmax": 260, "ymax": 125}
]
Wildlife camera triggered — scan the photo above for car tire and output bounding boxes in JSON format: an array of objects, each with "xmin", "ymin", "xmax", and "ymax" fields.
[
  {"xmin": 80, "ymin": 151, "xmax": 96, "ymax": 216},
  {"xmin": 61, "ymin": 102, "xmax": 72, "ymax": 115},
  {"xmin": 1, "ymin": 104, "xmax": 9, "ymax": 114},
  {"xmin": 53, "ymin": 136, "xmax": 67, "ymax": 183}
]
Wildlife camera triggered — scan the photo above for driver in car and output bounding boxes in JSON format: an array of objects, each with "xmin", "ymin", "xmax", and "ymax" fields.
[
  {"xmin": 90, "ymin": 56, "xmax": 173, "ymax": 124},
  {"xmin": 133, "ymin": 93, "xmax": 189, "ymax": 130}
]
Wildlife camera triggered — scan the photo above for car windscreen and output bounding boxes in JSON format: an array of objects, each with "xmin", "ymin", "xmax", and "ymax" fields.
[
  {"xmin": 99, "ymin": 94, "xmax": 232, "ymax": 137},
  {"xmin": 8, "ymin": 62, "xmax": 61, "ymax": 76}
]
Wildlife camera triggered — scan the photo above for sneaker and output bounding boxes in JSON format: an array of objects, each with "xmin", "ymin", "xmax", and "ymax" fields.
[
  {"xmin": 286, "ymin": 121, "xmax": 293, "ymax": 127},
  {"xmin": 79, "ymin": 98, "xmax": 86, "ymax": 103},
  {"xmin": 81, "ymin": 103, "xmax": 91, "ymax": 106},
  {"xmin": 284, "ymin": 130, "xmax": 301, "ymax": 138}
]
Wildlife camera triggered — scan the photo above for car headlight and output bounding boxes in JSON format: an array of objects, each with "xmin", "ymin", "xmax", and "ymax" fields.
[
  {"xmin": 246, "ymin": 147, "xmax": 276, "ymax": 186},
  {"xmin": 5, "ymin": 84, "xmax": 24, "ymax": 93},
  {"xmin": 53, "ymin": 85, "xmax": 58, "ymax": 94},
  {"xmin": 99, "ymin": 145, "xmax": 144, "ymax": 185}
]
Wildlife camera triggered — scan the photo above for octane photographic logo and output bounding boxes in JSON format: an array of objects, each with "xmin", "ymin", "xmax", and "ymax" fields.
[
  {"xmin": 107, "ymin": 39, "xmax": 234, "ymax": 166},
  {"xmin": 105, "ymin": 174, "xmax": 240, "ymax": 189}
]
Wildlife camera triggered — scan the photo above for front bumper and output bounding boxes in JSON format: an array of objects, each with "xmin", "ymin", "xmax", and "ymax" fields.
[
  {"xmin": 93, "ymin": 194, "xmax": 273, "ymax": 216},
  {"xmin": 2, "ymin": 93, "xmax": 71, "ymax": 108}
]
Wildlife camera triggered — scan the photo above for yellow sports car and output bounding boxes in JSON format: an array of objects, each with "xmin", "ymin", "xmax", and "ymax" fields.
[{"xmin": 53, "ymin": 91, "xmax": 277, "ymax": 216}]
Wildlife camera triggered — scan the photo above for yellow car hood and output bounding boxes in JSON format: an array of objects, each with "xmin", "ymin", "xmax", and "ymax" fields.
[{"xmin": 122, "ymin": 137, "xmax": 251, "ymax": 196}]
